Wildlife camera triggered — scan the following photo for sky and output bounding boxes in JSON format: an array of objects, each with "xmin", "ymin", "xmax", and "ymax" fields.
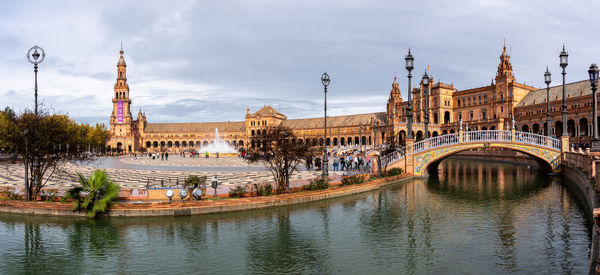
[{"xmin": 1, "ymin": 0, "xmax": 599, "ymax": 126}]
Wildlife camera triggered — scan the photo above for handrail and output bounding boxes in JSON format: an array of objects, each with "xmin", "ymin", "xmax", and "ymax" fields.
[
  {"xmin": 381, "ymin": 146, "xmax": 406, "ymax": 169},
  {"xmin": 413, "ymin": 130, "xmax": 561, "ymax": 153}
]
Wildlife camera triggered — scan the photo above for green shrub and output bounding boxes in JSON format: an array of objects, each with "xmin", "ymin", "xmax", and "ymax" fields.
[
  {"xmin": 303, "ymin": 177, "xmax": 330, "ymax": 191},
  {"xmin": 229, "ymin": 185, "xmax": 247, "ymax": 198},
  {"xmin": 341, "ymin": 175, "xmax": 365, "ymax": 186},
  {"xmin": 385, "ymin": 168, "xmax": 403, "ymax": 177},
  {"xmin": 65, "ymin": 170, "xmax": 120, "ymax": 218},
  {"xmin": 253, "ymin": 183, "xmax": 273, "ymax": 196},
  {"xmin": 184, "ymin": 175, "xmax": 207, "ymax": 188}
]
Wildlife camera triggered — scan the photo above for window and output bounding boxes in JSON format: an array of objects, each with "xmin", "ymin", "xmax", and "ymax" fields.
[
  {"xmin": 463, "ymin": 99, "xmax": 466, "ymax": 106},
  {"xmin": 500, "ymin": 106, "xmax": 504, "ymax": 113},
  {"xmin": 470, "ymin": 111, "xmax": 474, "ymax": 120},
  {"xmin": 457, "ymin": 100, "xmax": 461, "ymax": 107},
  {"xmin": 500, "ymin": 93, "xmax": 504, "ymax": 102},
  {"xmin": 482, "ymin": 109, "xmax": 487, "ymax": 119},
  {"xmin": 478, "ymin": 96, "xmax": 482, "ymax": 105},
  {"xmin": 458, "ymin": 112, "xmax": 462, "ymax": 120},
  {"xmin": 468, "ymin": 98, "xmax": 471, "ymax": 106},
  {"xmin": 484, "ymin": 95, "xmax": 488, "ymax": 104}
]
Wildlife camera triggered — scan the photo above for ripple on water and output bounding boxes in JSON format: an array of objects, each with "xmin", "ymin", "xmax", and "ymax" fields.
[{"xmin": 0, "ymin": 159, "xmax": 592, "ymax": 274}]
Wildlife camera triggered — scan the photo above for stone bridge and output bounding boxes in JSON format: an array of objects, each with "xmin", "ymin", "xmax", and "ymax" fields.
[{"xmin": 380, "ymin": 130, "xmax": 564, "ymax": 176}]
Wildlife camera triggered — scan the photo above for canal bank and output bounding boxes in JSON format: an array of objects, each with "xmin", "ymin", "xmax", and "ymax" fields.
[
  {"xmin": 0, "ymin": 159, "xmax": 590, "ymax": 274},
  {"xmin": 561, "ymin": 163, "xmax": 599, "ymax": 275},
  {"xmin": 0, "ymin": 174, "xmax": 409, "ymax": 218},
  {"xmin": 456, "ymin": 149, "xmax": 599, "ymax": 274}
]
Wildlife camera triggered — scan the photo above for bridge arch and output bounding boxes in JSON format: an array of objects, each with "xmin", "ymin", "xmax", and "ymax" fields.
[
  {"xmin": 410, "ymin": 131, "xmax": 561, "ymax": 176},
  {"xmin": 385, "ymin": 130, "xmax": 562, "ymax": 176},
  {"xmin": 422, "ymin": 143, "xmax": 555, "ymax": 176}
]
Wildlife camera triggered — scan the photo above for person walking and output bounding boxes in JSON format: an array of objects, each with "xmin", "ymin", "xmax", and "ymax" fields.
[
  {"xmin": 165, "ymin": 152, "xmax": 169, "ymax": 161},
  {"xmin": 340, "ymin": 156, "xmax": 345, "ymax": 171},
  {"xmin": 333, "ymin": 158, "xmax": 339, "ymax": 171}
]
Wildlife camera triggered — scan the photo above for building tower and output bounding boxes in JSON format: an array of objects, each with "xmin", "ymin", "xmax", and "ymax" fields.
[
  {"xmin": 107, "ymin": 47, "xmax": 136, "ymax": 154},
  {"xmin": 492, "ymin": 43, "xmax": 516, "ymax": 124}
]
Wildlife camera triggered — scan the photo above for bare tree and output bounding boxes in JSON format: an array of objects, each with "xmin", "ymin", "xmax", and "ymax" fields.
[{"xmin": 245, "ymin": 125, "xmax": 318, "ymax": 193}]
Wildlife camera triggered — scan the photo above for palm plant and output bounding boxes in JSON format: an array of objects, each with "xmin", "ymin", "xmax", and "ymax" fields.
[{"xmin": 66, "ymin": 170, "xmax": 120, "ymax": 218}]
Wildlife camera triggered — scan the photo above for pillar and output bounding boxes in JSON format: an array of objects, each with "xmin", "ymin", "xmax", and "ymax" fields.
[
  {"xmin": 405, "ymin": 138, "xmax": 415, "ymax": 175},
  {"xmin": 561, "ymin": 136, "xmax": 570, "ymax": 162}
]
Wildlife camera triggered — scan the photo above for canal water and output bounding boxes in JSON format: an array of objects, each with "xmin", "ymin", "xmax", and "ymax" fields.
[{"xmin": 0, "ymin": 159, "xmax": 591, "ymax": 274}]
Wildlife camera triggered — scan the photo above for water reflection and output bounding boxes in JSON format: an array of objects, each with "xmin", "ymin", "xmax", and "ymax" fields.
[{"xmin": 0, "ymin": 159, "xmax": 592, "ymax": 274}]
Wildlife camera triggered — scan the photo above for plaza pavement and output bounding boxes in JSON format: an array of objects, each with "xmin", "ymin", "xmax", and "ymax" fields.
[{"xmin": 0, "ymin": 156, "xmax": 348, "ymax": 194}]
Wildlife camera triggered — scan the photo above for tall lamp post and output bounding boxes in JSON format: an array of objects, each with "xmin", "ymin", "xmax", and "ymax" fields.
[
  {"xmin": 23, "ymin": 129, "xmax": 29, "ymax": 200},
  {"xmin": 321, "ymin": 73, "xmax": 330, "ymax": 177},
  {"xmin": 405, "ymin": 49, "xmax": 414, "ymax": 139},
  {"xmin": 560, "ymin": 46, "xmax": 568, "ymax": 137},
  {"xmin": 589, "ymin": 64, "xmax": 600, "ymax": 151},
  {"xmin": 27, "ymin": 46, "xmax": 45, "ymax": 117},
  {"xmin": 422, "ymin": 70, "xmax": 430, "ymax": 138},
  {"xmin": 26, "ymin": 45, "xmax": 45, "ymax": 198},
  {"xmin": 545, "ymin": 67, "xmax": 552, "ymax": 137}
]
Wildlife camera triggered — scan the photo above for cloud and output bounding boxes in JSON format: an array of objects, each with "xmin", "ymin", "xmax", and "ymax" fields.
[{"xmin": 0, "ymin": 0, "xmax": 599, "ymax": 127}]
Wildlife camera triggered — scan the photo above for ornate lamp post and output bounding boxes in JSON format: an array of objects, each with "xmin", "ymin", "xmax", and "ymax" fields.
[
  {"xmin": 545, "ymin": 67, "xmax": 552, "ymax": 137},
  {"xmin": 26, "ymin": 46, "xmax": 45, "ymax": 198},
  {"xmin": 588, "ymin": 64, "xmax": 600, "ymax": 151},
  {"xmin": 321, "ymin": 73, "xmax": 330, "ymax": 177},
  {"xmin": 27, "ymin": 46, "xmax": 45, "ymax": 117},
  {"xmin": 360, "ymin": 123, "xmax": 366, "ymax": 168},
  {"xmin": 405, "ymin": 49, "xmax": 414, "ymax": 139},
  {"xmin": 560, "ymin": 46, "xmax": 568, "ymax": 137},
  {"xmin": 422, "ymin": 70, "xmax": 430, "ymax": 138},
  {"xmin": 23, "ymin": 129, "xmax": 29, "ymax": 200}
]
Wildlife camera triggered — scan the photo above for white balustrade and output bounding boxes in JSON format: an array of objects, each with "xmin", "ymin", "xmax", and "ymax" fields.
[
  {"xmin": 380, "ymin": 130, "xmax": 561, "ymax": 168},
  {"xmin": 413, "ymin": 130, "xmax": 561, "ymax": 153}
]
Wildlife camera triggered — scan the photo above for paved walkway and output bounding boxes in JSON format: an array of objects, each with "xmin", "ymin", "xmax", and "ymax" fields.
[
  {"xmin": 118, "ymin": 156, "xmax": 262, "ymax": 167},
  {"xmin": 0, "ymin": 157, "xmax": 352, "ymax": 193}
]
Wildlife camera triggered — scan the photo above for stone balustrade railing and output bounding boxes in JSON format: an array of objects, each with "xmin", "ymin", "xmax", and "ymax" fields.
[
  {"xmin": 565, "ymin": 151, "xmax": 595, "ymax": 175},
  {"xmin": 413, "ymin": 130, "xmax": 561, "ymax": 154}
]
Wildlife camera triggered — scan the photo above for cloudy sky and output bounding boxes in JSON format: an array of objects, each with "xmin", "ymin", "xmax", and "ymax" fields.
[{"xmin": 1, "ymin": 0, "xmax": 599, "ymax": 126}]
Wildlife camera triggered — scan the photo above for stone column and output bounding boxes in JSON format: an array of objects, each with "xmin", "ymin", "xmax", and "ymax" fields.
[
  {"xmin": 405, "ymin": 138, "xmax": 415, "ymax": 176},
  {"xmin": 561, "ymin": 136, "xmax": 570, "ymax": 162}
]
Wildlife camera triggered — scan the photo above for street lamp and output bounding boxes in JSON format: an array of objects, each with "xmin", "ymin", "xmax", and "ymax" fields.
[
  {"xmin": 321, "ymin": 72, "xmax": 330, "ymax": 177},
  {"xmin": 283, "ymin": 131, "xmax": 291, "ymax": 193},
  {"xmin": 26, "ymin": 45, "xmax": 45, "ymax": 199},
  {"xmin": 544, "ymin": 67, "xmax": 552, "ymax": 137},
  {"xmin": 23, "ymin": 129, "xmax": 29, "ymax": 200},
  {"xmin": 560, "ymin": 45, "xmax": 568, "ymax": 137},
  {"xmin": 405, "ymin": 49, "xmax": 414, "ymax": 139},
  {"xmin": 422, "ymin": 70, "xmax": 430, "ymax": 138},
  {"xmin": 359, "ymin": 123, "xmax": 366, "ymax": 169},
  {"xmin": 26, "ymin": 46, "xmax": 45, "ymax": 117},
  {"xmin": 588, "ymin": 64, "xmax": 600, "ymax": 151}
]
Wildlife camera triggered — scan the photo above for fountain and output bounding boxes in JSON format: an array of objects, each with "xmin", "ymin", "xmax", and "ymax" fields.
[{"xmin": 198, "ymin": 128, "xmax": 238, "ymax": 157}]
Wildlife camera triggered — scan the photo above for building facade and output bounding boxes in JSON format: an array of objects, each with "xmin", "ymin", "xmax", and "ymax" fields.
[{"xmin": 106, "ymin": 46, "xmax": 598, "ymax": 154}]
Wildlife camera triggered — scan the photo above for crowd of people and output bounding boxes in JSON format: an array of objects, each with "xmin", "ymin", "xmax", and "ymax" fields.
[{"xmin": 305, "ymin": 152, "xmax": 370, "ymax": 172}]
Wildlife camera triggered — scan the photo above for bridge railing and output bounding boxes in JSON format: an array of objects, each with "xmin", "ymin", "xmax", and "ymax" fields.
[
  {"xmin": 381, "ymin": 147, "xmax": 406, "ymax": 169},
  {"xmin": 413, "ymin": 130, "xmax": 561, "ymax": 153},
  {"xmin": 414, "ymin": 133, "xmax": 460, "ymax": 153},
  {"xmin": 464, "ymin": 130, "xmax": 512, "ymax": 143},
  {"xmin": 514, "ymin": 131, "xmax": 561, "ymax": 150}
]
